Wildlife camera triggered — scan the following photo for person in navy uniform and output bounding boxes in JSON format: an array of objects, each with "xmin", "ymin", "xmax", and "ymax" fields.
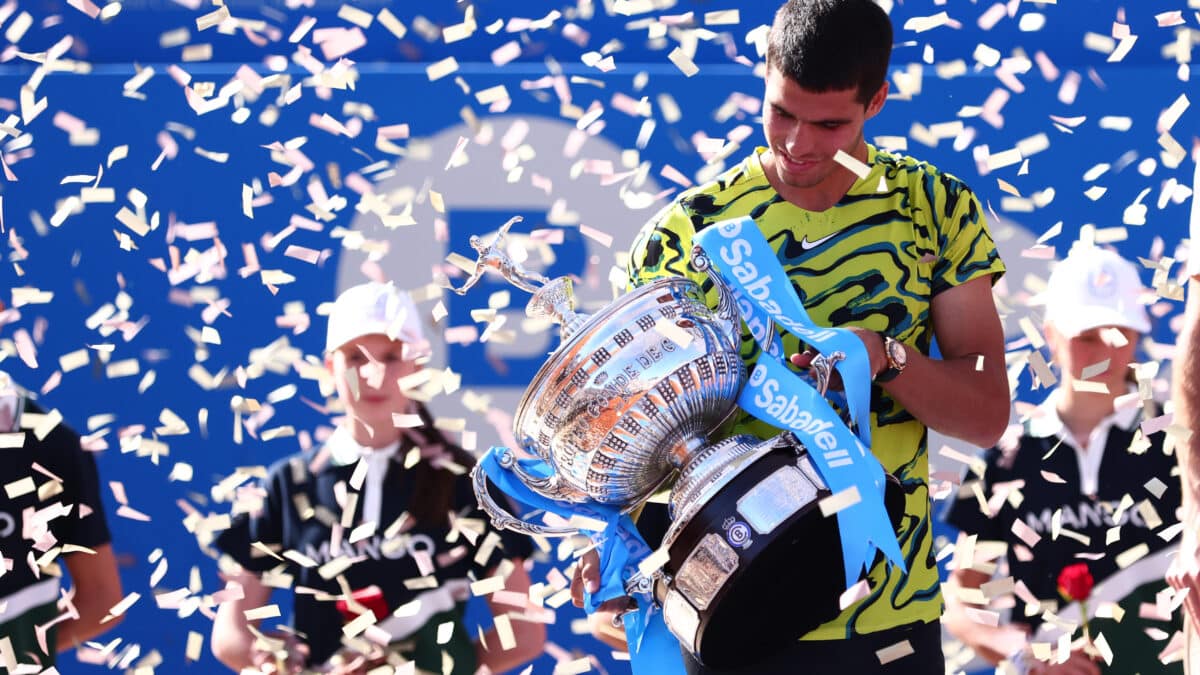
[
  {"xmin": 945, "ymin": 246, "xmax": 1182, "ymax": 674},
  {"xmin": 209, "ymin": 282, "xmax": 545, "ymax": 674},
  {"xmin": 0, "ymin": 366, "xmax": 124, "ymax": 670}
]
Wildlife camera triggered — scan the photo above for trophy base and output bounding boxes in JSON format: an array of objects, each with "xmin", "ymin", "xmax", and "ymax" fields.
[{"xmin": 656, "ymin": 434, "xmax": 904, "ymax": 670}]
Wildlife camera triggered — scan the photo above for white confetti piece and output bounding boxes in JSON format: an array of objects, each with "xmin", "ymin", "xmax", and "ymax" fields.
[
  {"xmin": 834, "ymin": 150, "xmax": 871, "ymax": 179},
  {"xmin": 819, "ymin": 486, "xmax": 861, "ymax": 516},
  {"xmin": 1116, "ymin": 543, "xmax": 1149, "ymax": 569},
  {"xmin": 839, "ymin": 579, "xmax": 871, "ymax": 609},
  {"xmin": 876, "ymin": 639, "xmax": 914, "ymax": 664},
  {"xmin": 667, "ymin": 47, "xmax": 699, "ymax": 77}
]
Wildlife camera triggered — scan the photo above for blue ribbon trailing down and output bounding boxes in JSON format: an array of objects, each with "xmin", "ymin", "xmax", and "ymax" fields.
[
  {"xmin": 693, "ymin": 216, "xmax": 906, "ymax": 587},
  {"xmin": 479, "ymin": 451, "xmax": 686, "ymax": 675}
]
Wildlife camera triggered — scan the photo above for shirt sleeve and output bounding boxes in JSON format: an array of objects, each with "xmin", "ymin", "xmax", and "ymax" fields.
[
  {"xmin": 626, "ymin": 201, "xmax": 704, "ymax": 290},
  {"xmin": 930, "ymin": 180, "xmax": 1007, "ymax": 295},
  {"xmin": 942, "ymin": 447, "xmax": 1006, "ymax": 543},
  {"xmin": 214, "ymin": 457, "xmax": 293, "ymax": 574},
  {"xmin": 37, "ymin": 404, "xmax": 111, "ymax": 551}
]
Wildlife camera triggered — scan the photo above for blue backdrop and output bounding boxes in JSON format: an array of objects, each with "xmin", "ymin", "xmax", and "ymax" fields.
[{"xmin": 1, "ymin": 0, "xmax": 1197, "ymax": 672}]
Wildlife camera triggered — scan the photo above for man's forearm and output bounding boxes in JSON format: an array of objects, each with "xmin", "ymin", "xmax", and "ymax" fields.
[
  {"xmin": 1176, "ymin": 278, "xmax": 1200, "ymax": 518},
  {"xmin": 55, "ymin": 606, "xmax": 122, "ymax": 652},
  {"xmin": 883, "ymin": 349, "xmax": 1009, "ymax": 449}
]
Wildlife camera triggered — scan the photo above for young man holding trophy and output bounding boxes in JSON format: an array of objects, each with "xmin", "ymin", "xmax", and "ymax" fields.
[{"xmin": 578, "ymin": 0, "xmax": 1010, "ymax": 672}]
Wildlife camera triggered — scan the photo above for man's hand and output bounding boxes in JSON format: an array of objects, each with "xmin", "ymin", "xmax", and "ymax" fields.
[
  {"xmin": 249, "ymin": 632, "xmax": 308, "ymax": 674},
  {"xmin": 1028, "ymin": 648, "xmax": 1100, "ymax": 675},
  {"xmin": 789, "ymin": 327, "xmax": 887, "ymax": 391},
  {"xmin": 1167, "ymin": 527, "xmax": 1200, "ymax": 625},
  {"xmin": 570, "ymin": 549, "xmax": 634, "ymax": 614},
  {"xmin": 324, "ymin": 644, "xmax": 388, "ymax": 675}
]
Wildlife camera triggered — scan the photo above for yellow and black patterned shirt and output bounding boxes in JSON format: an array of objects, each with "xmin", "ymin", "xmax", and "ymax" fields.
[{"xmin": 627, "ymin": 145, "xmax": 1005, "ymax": 639}]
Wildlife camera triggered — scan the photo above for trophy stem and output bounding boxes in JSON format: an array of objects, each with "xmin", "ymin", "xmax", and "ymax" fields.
[{"xmin": 671, "ymin": 436, "xmax": 708, "ymax": 469}]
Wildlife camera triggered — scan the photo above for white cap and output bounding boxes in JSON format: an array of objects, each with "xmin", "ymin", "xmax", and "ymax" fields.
[
  {"xmin": 1043, "ymin": 247, "xmax": 1150, "ymax": 338},
  {"xmin": 324, "ymin": 282, "xmax": 426, "ymax": 353}
]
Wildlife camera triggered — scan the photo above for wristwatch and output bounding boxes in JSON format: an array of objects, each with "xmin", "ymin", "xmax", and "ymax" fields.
[{"xmin": 875, "ymin": 335, "xmax": 907, "ymax": 383}]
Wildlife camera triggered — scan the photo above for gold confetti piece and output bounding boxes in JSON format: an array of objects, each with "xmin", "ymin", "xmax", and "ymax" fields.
[
  {"xmin": 11, "ymin": 287, "xmax": 52, "ymax": 307},
  {"xmin": 185, "ymin": 631, "xmax": 203, "ymax": 662},
  {"xmin": 565, "ymin": 514, "xmax": 608, "ymax": 531},
  {"xmin": 495, "ymin": 614, "xmax": 517, "ymax": 650},
  {"xmin": 105, "ymin": 358, "xmax": 140, "ymax": 379},
  {"xmin": 471, "ymin": 575, "xmax": 506, "ymax": 596},
  {"xmin": 30, "ymin": 408, "xmax": 63, "ymax": 442},
  {"xmin": 667, "ymin": 47, "xmax": 699, "ymax": 77},
  {"xmin": 0, "ymin": 434, "xmax": 24, "ymax": 449},
  {"xmin": 876, "ymin": 640, "xmax": 914, "ymax": 664},
  {"xmin": 443, "ymin": 20, "xmax": 476, "ymax": 44},
  {"xmin": 904, "ymin": 12, "xmax": 950, "ymax": 32},
  {"xmin": 181, "ymin": 44, "xmax": 213, "ymax": 62},
  {"xmin": 115, "ymin": 206, "xmax": 149, "ymax": 236},
  {"xmin": 1071, "ymin": 380, "xmax": 1109, "ymax": 394},
  {"xmin": 426, "ymin": 57, "xmax": 459, "ymax": 81},
  {"xmin": 819, "ymin": 486, "xmax": 861, "ymax": 516},
  {"xmin": 376, "ymin": 8, "xmax": 407, "ymax": 39},
  {"xmin": 554, "ymin": 657, "xmax": 593, "ymax": 675},
  {"xmin": 337, "ymin": 4, "xmax": 374, "ymax": 28},
  {"xmin": 243, "ymin": 604, "xmax": 281, "ymax": 621},
  {"xmin": 341, "ymin": 610, "xmax": 375, "ymax": 638},
  {"xmin": 704, "ymin": 9, "xmax": 740, "ymax": 24},
  {"xmin": 1159, "ymin": 94, "xmax": 1190, "ymax": 134},
  {"xmin": 403, "ymin": 576, "xmax": 439, "ymax": 590},
  {"xmin": 195, "ymin": 5, "xmax": 230, "ymax": 31},
  {"xmin": 987, "ymin": 148, "xmax": 1023, "ymax": 171},
  {"xmin": 4, "ymin": 477, "xmax": 35, "ymax": 499}
]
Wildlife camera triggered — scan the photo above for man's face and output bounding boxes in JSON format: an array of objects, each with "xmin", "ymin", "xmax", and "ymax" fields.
[{"xmin": 761, "ymin": 67, "xmax": 886, "ymax": 193}]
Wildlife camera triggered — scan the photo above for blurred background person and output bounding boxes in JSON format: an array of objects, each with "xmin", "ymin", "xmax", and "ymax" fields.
[
  {"xmin": 0, "ymin": 365, "xmax": 123, "ymax": 669},
  {"xmin": 944, "ymin": 246, "xmax": 1181, "ymax": 673},
  {"xmin": 1168, "ymin": 157, "xmax": 1200, "ymax": 673},
  {"xmin": 208, "ymin": 282, "xmax": 545, "ymax": 674}
]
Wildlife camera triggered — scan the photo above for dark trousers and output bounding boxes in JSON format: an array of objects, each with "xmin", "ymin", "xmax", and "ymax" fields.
[{"xmin": 682, "ymin": 620, "xmax": 944, "ymax": 675}]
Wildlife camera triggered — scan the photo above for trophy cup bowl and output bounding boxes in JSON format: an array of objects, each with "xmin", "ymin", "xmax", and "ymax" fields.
[{"xmin": 463, "ymin": 232, "xmax": 901, "ymax": 668}]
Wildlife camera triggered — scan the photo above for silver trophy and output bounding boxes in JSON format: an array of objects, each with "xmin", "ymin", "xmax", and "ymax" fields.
[{"xmin": 457, "ymin": 218, "xmax": 900, "ymax": 668}]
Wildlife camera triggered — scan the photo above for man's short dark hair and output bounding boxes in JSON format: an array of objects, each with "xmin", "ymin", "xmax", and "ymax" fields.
[{"xmin": 767, "ymin": 0, "xmax": 893, "ymax": 104}]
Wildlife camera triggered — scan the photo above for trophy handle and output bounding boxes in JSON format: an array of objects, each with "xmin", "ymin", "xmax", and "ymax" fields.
[
  {"xmin": 471, "ymin": 451, "xmax": 580, "ymax": 537},
  {"xmin": 690, "ymin": 245, "xmax": 775, "ymax": 354}
]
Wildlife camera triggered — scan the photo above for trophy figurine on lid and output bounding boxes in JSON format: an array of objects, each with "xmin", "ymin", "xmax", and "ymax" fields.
[{"xmin": 449, "ymin": 216, "xmax": 905, "ymax": 670}]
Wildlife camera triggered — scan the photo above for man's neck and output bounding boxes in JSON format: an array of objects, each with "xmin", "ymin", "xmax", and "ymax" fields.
[{"xmin": 346, "ymin": 420, "xmax": 401, "ymax": 450}]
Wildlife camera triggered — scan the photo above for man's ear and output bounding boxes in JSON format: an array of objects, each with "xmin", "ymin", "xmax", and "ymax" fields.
[{"xmin": 865, "ymin": 81, "xmax": 889, "ymax": 119}]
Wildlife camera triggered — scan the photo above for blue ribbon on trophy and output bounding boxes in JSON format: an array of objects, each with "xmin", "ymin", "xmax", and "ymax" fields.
[
  {"xmin": 479, "ymin": 450, "xmax": 687, "ymax": 675},
  {"xmin": 693, "ymin": 216, "xmax": 906, "ymax": 586}
]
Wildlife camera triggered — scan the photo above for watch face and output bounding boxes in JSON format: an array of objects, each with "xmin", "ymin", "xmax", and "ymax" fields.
[{"xmin": 887, "ymin": 339, "xmax": 907, "ymax": 368}]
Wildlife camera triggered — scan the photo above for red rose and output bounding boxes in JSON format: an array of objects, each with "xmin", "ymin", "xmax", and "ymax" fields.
[
  {"xmin": 1057, "ymin": 563, "xmax": 1094, "ymax": 603},
  {"xmin": 335, "ymin": 586, "xmax": 388, "ymax": 623}
]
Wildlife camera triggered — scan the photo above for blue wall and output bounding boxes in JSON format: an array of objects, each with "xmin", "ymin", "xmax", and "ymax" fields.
[{"xmin": 1, "ymin": 0, "xmax": 1197, "ymax": 672}]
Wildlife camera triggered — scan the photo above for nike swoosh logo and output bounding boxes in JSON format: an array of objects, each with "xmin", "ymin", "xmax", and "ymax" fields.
[{"xmin": 799, "ymin": 232, "xmax": 838, "ymax": 250}]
